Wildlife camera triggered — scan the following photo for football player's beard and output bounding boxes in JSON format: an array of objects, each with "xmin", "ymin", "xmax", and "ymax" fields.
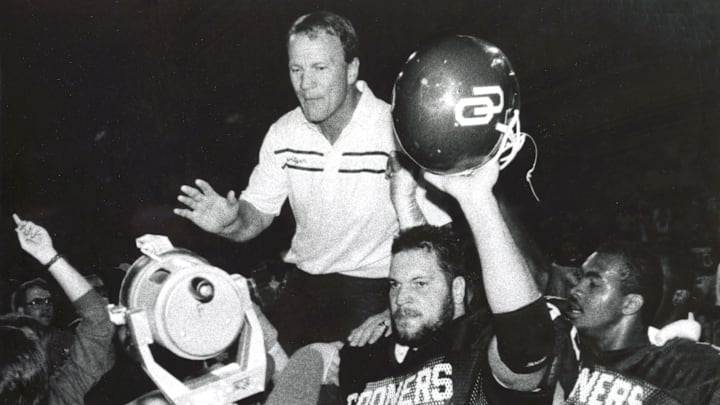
[{"xmin": 393, "ymin": 295, "xmax": 454, "ymax": 347}]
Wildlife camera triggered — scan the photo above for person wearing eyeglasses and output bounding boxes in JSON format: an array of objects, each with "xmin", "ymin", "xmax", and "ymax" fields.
[
  {"xmin": 1, "ymin": 214, "xmax": 115, "ymax": 404},
  {"xmin": 13, "ymin": 277, "xmax": 55, "ymax": 327},
  {"xmin": 11, "ymin": 276, "xmax": 75, "ymax": 375}
]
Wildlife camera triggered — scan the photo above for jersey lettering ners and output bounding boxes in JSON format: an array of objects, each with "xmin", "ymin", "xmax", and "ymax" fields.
[
  {"xmin": 345, "ymin": 360, "xmax": 454, "ymax": 405},
  {"xmin": 566, "ymin": 365, "xmax": 681, "ymax": 405},
  {"xmin": 551, "ymin": 308, "xmax": 720, "ymax": 405}
]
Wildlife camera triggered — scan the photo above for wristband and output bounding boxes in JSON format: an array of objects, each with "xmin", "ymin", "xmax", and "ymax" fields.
[
  {"xmin": 44, "ymin": 253, "xmax": 64, "ymax": 269},
  {"xmin": 494, "ymin": 297, "xmax": 554, "ymax": 373}
]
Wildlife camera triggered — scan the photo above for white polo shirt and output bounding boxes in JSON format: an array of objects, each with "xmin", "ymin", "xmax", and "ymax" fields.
[{"xmin": 241, "ymin": 81, "xmax": 449, "ymax": 278}]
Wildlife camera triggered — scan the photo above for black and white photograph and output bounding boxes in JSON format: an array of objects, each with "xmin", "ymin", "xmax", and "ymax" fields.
[{"xmin": 1, "ymin": 1, "xmax": 719, "ymax": 404}]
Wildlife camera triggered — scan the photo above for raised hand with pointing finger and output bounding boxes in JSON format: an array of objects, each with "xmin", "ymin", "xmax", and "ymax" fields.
[
  {"xmin": 5, "ymin": 214, "xmax": 115, "ymax": 404},
  {"xmin": 13, "ymin": 213, "xmax": 58, "ymax": 265}
]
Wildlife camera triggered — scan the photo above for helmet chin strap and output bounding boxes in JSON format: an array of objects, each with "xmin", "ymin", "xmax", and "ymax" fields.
[
  {"xmin": 494, "ymin": 109, "xmax": 541, "ymax": 202},
  {"xmin": 494, "ymin": 109, "xmax": 525, "ymax": 169},
  {"xmin": 440, "ymin": 109, "xmax": 540, "ymax": 203}
]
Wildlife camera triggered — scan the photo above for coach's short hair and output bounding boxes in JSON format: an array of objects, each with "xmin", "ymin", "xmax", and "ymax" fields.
[
  {"xmin": 595, "ymin": 241, "xmax": 663, "ymax": 325},
  {"xmin": 287, "ymin": 11, "xmax": 359, "ymax": 63}
]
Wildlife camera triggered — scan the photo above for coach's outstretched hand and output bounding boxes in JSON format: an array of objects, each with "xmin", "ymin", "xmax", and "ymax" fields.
[
  {"xmin": 13, "ymin": 214, "xmax": 58, "ymax": 265},
  {"xmin": 174, "ymin": 179, "xmax": 239, "ymax": 234}
]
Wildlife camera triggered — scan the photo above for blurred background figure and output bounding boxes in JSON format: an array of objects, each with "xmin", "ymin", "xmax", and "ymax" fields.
[
  {"xmin": 11, "ymin": 277, "xmax": 75, "ymax": 375},
  {"xmin": 691, "ymin": 261, "xmax": 720, "ymax": 345},
  {"xmin": 13, "ymin": 277, "xmax": 56, "ymax": 327},
  {"xmin": 1, "ymin": 214, "xmax": 115, "ymax": 404}
]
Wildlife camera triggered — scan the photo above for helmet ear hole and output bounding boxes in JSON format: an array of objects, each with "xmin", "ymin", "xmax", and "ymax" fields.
[{"xmin": 392, "ymin": 35, "xmax": 521, "ymax": 174}]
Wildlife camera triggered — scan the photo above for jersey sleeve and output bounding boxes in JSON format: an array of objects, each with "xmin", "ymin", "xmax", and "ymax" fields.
[
  {"xmin": 482, "ymin": 361, "xmax": 556, "ymax": 405},
  {"xmin": 489, "ymin": 297, "xmax": 576, "ymax": 402}
]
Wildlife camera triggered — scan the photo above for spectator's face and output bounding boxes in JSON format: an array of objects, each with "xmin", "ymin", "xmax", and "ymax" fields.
[
  {"xmin": 21, "ymin": 286, "xmax": 54, "ymax": 327},
  {"xmin": 288, "ymin": 31, "xmax": 358, "ymax": 125},
  {"xmin": 693, "ymin": 275, "xmax": 716, "ymax": 306},
  {"xmin": 568, "ymin": 252, "xmax": 627, "ymax": 337},
  {"xmin": 389, "ymin": 249, "xmax": 456, "ymax": 346}
]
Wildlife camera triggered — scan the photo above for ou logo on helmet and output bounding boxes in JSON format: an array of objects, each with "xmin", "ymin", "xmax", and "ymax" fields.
[{"xmin": 454, "ymin": 85, "xmax": 504, "ymax": 127}]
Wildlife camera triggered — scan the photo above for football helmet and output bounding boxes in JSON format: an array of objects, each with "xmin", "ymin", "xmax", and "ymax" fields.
[{"xmin": 392, "ymin": 35, "xmax": 526, "ymax": 174}]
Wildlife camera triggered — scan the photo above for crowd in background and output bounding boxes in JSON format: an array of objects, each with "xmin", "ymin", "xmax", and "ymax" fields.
[
  {"xmin": 1, "ymin": 7, "xmax": 719, "ymax": 405},
  {"xmin": 2, "ymin": 189, "xmax": 719, "ymax": 404}
]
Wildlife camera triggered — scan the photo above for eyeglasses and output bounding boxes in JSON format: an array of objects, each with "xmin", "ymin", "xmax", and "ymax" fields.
[{"xmin": 26, "ymin": 297, "xmax": 53, "ymax": 307}]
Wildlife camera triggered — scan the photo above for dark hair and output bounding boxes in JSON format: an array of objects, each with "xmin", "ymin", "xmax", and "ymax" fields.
[
  {"xmin": 392, "ymin": 225, "xmax": 485, "ymax": 310},
  {"xmin": 393, "ymin": 225, "xmax": 467, "ymax": 280},
  {"xmin": 595, "ymin": 241, "xmax": 663, "ymax": 325},
  {"xmin": 12, "ymin": 278, "xmax": 50, "ymax": 312},
  {"xmin": 287, "ymin": 11, "xmax": 359, "ymax": 63},
  {"xmin": 0, "ymin": 325, "xmax": 49, "ymax": 405},
  {"xmin": 0, "ymin": 314, "xmax": 46, "ymax": 337}
]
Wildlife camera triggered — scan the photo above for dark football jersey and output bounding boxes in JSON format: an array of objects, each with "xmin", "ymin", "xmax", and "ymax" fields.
[
  {"xmin": 549, "ymin": 296, "xmax": 720, "ymax": 404},
  {"xmin": 564, "ymin": 339, "xmax": 720, "ymax": 404},
  {"xmin": 339, "ymin": 309, "xmax": 558, "ymax": 405}
]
